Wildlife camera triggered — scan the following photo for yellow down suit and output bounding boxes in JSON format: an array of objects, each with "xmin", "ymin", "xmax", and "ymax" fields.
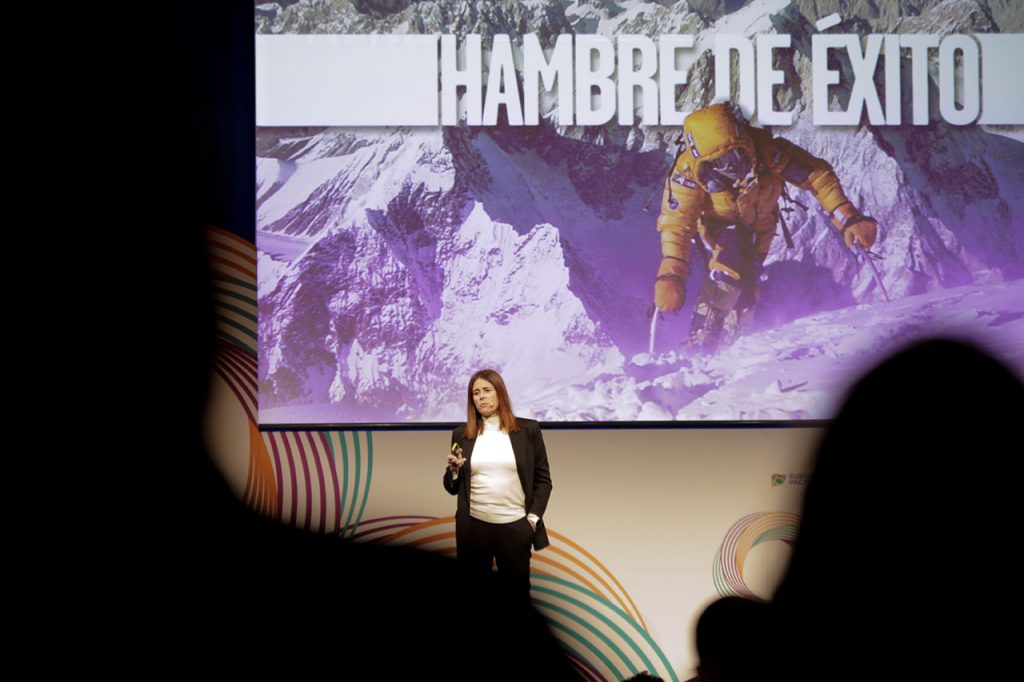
[{"xmin": 653, "ymin": 103, "xmax": 877, "ymax": 348}]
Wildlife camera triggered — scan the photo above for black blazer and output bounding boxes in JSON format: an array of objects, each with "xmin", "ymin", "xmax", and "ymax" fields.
[{"xmin": 443, "ymin": 417, "xmax": 552, "ymax": 551}]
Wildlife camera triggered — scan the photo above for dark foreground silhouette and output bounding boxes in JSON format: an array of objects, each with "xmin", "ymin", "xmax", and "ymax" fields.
[{"xmin": 692, "ymin": 338, "xmax": 1024, "ymax": 681}]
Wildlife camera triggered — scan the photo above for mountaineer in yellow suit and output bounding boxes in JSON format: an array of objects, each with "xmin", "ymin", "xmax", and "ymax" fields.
[{"xmin": 654, "ymin": 102, "xmax": 879, "ymax": 351}]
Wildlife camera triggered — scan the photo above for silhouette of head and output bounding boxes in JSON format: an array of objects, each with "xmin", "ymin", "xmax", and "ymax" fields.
[{"xmin": 771, "ymin": 339, "xmax": 1024, "ymax": 680}]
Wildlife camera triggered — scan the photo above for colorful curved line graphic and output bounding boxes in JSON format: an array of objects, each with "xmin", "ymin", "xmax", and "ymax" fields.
[
  {"xmin": 713, "ymin": 511, "xmax": 800, "ymax": 599},
  {"xmin": 365, "ymin": 515, "xmax": 677, "ymax": 682},
  {"xmin": 208, "ymin": 226, "xmax": 258, "ymax": 355},
  {"xmin": 206, "ymin": 226, "xmax": 373, "ymax": 534}
]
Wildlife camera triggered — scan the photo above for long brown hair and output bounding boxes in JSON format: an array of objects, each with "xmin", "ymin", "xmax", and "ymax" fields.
[{"xmin": 465, "ymin": 368, "xmax": 520, "ymax": 438}]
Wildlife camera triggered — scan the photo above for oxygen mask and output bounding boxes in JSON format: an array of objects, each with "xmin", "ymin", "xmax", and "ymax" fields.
[{"xmin": 699, "ymin": 149, "xmax": 755, "ymax": 193}]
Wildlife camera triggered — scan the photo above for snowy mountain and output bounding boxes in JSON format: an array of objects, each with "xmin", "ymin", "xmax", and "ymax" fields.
[
  {"xmin": 257, "ymin": 125, "xmax": 647, "ymax": 420},
  {"xmin": 256, "ymin": 0, "xmax": 1023, "ymax": 423},
  {"xmin": 607, "ymin": 277, "xmax": 1024, "ymax": 422}
]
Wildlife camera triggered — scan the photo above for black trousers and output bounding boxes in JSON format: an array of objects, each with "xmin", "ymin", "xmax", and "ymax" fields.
[{"xmin": 459, "ymin": 515, "xmax": 534, "ymax": 600}]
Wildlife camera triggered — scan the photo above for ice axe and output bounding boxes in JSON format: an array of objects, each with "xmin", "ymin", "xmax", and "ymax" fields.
[
  {"xmin": 649, "ymin": 308, "xmax": 658, "ymax": 355},
  {"xmin": 857, "ymin": 247, "xmax": 891, "ymax": 303},
  {"xmin": 647, "ymin": 235, "xmax": 707, "ymax": 355},
  {"xmin": 847, "ymin": 227, "xmax": 890, "ymax": 303},
  {"xmin": 834, "ymin": 218, "xmax": 890, "ymax": 303}
]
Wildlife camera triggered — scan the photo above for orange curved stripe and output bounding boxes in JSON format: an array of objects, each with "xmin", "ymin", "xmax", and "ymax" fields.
[
  {"xmin": 245, "ymin": 421, "xmax": 278, "ymax": 518},
  {"xmin": 210, "ymin": 239, "xmax": 257, "ymax": 267},
  {"xmin": 400, "ymin": 531, "xmax": 456, "ymax": 548},
  {"xmin": 532, "ymin": 553, "xmax": 606, "ymax": 599},
  {"xmin": 385, "ymin": 516, "xmax": 454, "ymax": 541},
  {"xmin": 243, "ymin": 419, "xmax": 258, "ymax": 502},
  {"xmin": 210, "ymin": 253, "xmax": 257, "ymax": 280},
  {"xmin": 735, "ymin": 514, "xmax": 800, "ymax": 569},
  {"xmin": 547, "ymin": 530, "xmax": 647, "ymax": 630},
  {"xmin": 208, "ymin": 225, "xmax": 257, "ymax": 255},
  {"xmin": 541, "ymin": 546, "xmax": 637, "ymax": 621}
]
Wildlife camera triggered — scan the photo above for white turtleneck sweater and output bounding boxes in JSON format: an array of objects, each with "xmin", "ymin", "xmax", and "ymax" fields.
[{"xmin": 468, "ymin": 415, "xmax": 527, "ymax": 524}]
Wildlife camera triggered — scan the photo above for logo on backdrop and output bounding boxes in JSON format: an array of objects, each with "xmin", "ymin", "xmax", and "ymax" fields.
[
  {"xmin": 771, "ymin": 472, "xmax": 809, "ymax": 487},
  {"xmin": 713, "ymin": 512, "xmax": 800, "ymax": 599}
]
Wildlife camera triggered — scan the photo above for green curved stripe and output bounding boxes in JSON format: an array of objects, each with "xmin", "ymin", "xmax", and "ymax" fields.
[
  {"xmin": 713, "ymin": 548, "xmax": 732, "ymax": 597},
  {"xmin": 346, "ymin": 432, "xmax": 362, "ymax": 536},
  {"xmin": 533, "ymin": 574, "xmax": 678, "ymax": 682},
  {"xmin": 533, "ymin": 584, "xmax": 654, "ymax": 677},
  {"xmin": 533, "ymin": 599, "xmax": 624, "ymax": 681},
  {"xmin": 213, "ymin": 286, "xmax": 259, "ymax": 308},
  {"xmin": 214, "ymin": 299, "xmax": 258, "ymax": 324},
  {"xmin": 212, "ymin": 274, "xmax": 257, "ymax": 291},
  {"xmin": 536, "ymin": 585, "xmax": 647, "ymax": 675},
  {"xmin": 714, "ymin": 522, "xmax": 799, "ymax": 599},
  {"xmin": 751, "ymin": 527, "xmax": 798, "ymax": 546},
  {"xmin": 534, "ymin": 586, "xmax": 644, "ymax": 679},
  {"xmin": 215, "ymin": 315, "xmax": 258, "ymax": 341},
  {"xmin": 215, "ymin": 330, "xmax": 256, "ymax": 355},
  {"xmin": 350, "ymin": 431, "xmax": 373, "ymax": 533},
  {"xmin": 336, "ymin": 433, "xmax": 351, "ymax": 536}
]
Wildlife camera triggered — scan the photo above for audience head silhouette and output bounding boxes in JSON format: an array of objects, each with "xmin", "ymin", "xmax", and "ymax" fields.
[{"xmin": 770, "ymin": 338, "xmax": 1024, "ymax": 680}]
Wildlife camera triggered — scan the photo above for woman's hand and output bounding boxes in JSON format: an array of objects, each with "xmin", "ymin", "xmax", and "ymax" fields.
[{"xmin": 447, "ymin": 453, "xmax": 466, "ymax": 474}]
